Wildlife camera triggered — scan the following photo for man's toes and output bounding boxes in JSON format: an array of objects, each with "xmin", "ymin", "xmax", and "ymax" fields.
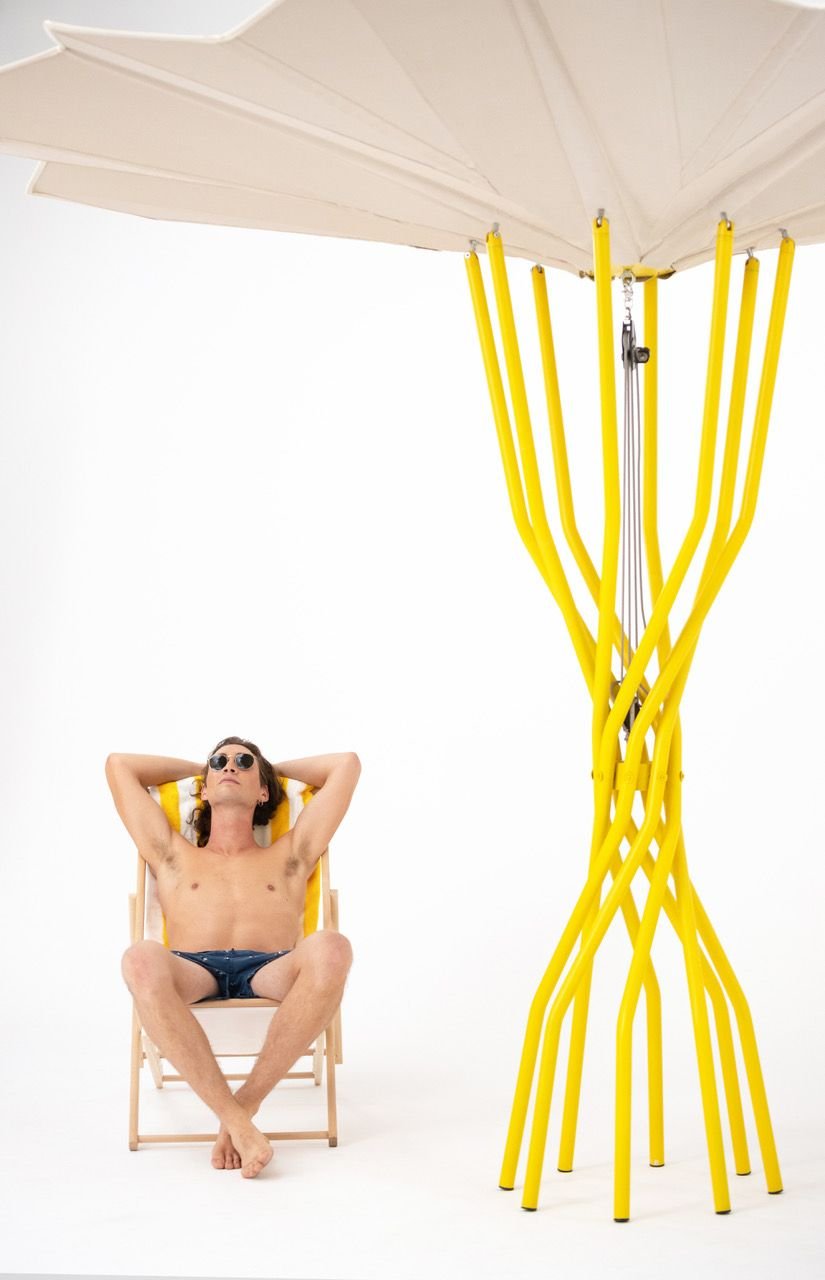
[
  {"xmin": 211, "ymin": 1134, "xmax": 238, "ymax": 1170},
  {"xmin": 241, "ymin": 1146, "xmax": 273, "ymax": 1179}
]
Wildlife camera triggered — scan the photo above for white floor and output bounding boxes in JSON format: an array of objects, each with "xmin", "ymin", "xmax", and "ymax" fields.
[{"xmin": 2, "ymin": 1038, "xmax": 822, "ymax": 1280}]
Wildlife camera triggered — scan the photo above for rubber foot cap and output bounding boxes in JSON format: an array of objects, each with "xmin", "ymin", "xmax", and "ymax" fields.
[
  {"xmin": 769, "ymin": 1189, "xmax": 783, "ymax": 1195},
  {"xmin": 716, "ymin": 1209, "xmax": 731, "ymax": 1215},
  {"xmin": 650, "ymin": 1162, "xmax": 664, "ymax": 1167},
  {"xmin": 499, "ymin": 1185, "xmax": 514, "ymax": 1191},
  {"xmin": 522, "ymin": 1206, "xmax": 537, "ymax": 1213},
  {"xmin": 736, "ymin": 1170, "xmax": 752, "ymax": 1177},
  {"xmin": 557, "ymin": 1168, "xmax": 572, "ymax": 1174},
  {"xmin": 614, "ymin": 1217, "xmax": 629, "ymax": 1223}
]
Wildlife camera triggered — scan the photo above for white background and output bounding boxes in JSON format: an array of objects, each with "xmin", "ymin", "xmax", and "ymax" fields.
[{"xmin": 0, "ymin": 2, "xmax": 823, "ymax": 1278}]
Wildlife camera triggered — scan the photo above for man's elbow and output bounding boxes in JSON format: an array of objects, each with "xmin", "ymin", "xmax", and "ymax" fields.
[{"xmin": 105, "ymin": 752, "xmax": 122, "ymax": 777}]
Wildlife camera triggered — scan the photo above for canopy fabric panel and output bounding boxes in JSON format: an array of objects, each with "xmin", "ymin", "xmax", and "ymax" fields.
[{"xmin": 1, "ymin": 0, "xmax": 824, "ymax": 274}]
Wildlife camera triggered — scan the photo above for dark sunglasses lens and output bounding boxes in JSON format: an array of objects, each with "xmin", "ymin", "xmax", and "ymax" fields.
[
  {"xmin": 208, "ymin": 754, "xmax": 228, "ymax": 770},
  {"xmin": 236, "ymin": 753, "xmax": 255, "ymax": 770}
]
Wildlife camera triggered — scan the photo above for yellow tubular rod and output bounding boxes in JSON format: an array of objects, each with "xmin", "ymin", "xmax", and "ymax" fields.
[
  {"xmin": 691, "ymin": 885, "xmax": 782, "ymax": 1191},
  {"xmin": 558, "ymin": 845, "xmax": 664, "ymax": 1174},
  {"xmin": 710, "ymin": 255, "xmax": 760, "ymax": 550},
  {"xmin": 532, "ymin": 262, "xmax": 601, "ymax": 603},
  {"xmin": 537, "ymin": 232, "xmax": 660, "ymax": 1172},
  {"xmin": 551, "ymin": 215, "xmax": 626, "ymax": 1187},
  {"xmin": 614, "ymin": 762, "xmax": 683, "ymax": 1221},
  {"xmin": 643, "ymin": 814, "xmax": 776, "ymax": 1186},
  {"xmin": 673, "ymin": 826, "xmax": 731, "ymax": 1212},
  {"xmin": 591, "ymin": 216, "xmax": 621, "ymax": 759},
  {"xmin": 488, "ymin": 217, "xmax": 654, "ymax": 1187},
  {"xmin": 630, "ymin": 258, "xmax": 758, "ymax": 1199},
  {"xmin": 593, "ymin": 224, "xmax": 735, "ymax": 819},
  {"xmin": 464, "ymin": 252, "xmax": 579, "ymax": 623},
  {"xmin": 497, "ymin": 742, "xmax": 659, "ymax": 1192},
  {"xmin": 521, "ymin": 614, "xmax": 702, "ymax": 1210},
  {"xmin": 642, "ymin": 278, "xmax": 664, "ymax": 620},
  {"xmin": 641, "ymin": 265, "xmax": 752, "ymax": 1180},
  {"xmin": 617, "ymin": 681, "xmax": 731, "ymax": 1215},
  {"xmin": 621, "ymin": 236, "xmax": 794, "ymax": 764},
  {"xmin": 676, "ymin": 237, "xmax": 793, "ymax": 1195},
  {"xmin": 635, "ymin": 841, "xmax": 751, "ymax": 1175},
  {"xmin": 617, "ymin": 254, "xmax": 759, "ymax": 1196},
  {"xmin": 628, "ymin": 239, "xmax": 792, "ymax": 1207},
  {"xmin": 532, "ymin": 264, "xmax": 649, "ymax": 689},
  {"xmin": 485, "ymin": 232, "xmax": 596, "ymax": 684},
  {"xmin": 520, "ymin": 697, "xmax": 681, "ymax": 1208},
  {"xmin": 602, "ymin": 219, "xmax": 733, "ymax": 770}
]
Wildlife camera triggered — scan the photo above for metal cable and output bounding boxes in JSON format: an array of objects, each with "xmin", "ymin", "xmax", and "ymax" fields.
[{"xmin": 619, "ymin": 275, "xmax": 648, "ymax": 738}]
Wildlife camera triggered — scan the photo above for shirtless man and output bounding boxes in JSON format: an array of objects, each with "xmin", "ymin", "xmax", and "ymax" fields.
[{"xmin": 106, "ymin": 738, "xmax": 360, "ymax": 1179}]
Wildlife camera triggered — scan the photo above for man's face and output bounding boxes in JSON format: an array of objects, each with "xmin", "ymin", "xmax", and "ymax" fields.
[{"xmin": 201, "ymin": 742, "xmax": 268, "ymax": 811}]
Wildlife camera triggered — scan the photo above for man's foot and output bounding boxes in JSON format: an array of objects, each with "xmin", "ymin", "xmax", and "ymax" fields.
[
  {"xmin": 211, "ymin": 1123, "xmax": 241, "ymax": 1171},
  {"xmin": 226, "ymin": 1116, "xmax": 273, "ymax": 1179}
]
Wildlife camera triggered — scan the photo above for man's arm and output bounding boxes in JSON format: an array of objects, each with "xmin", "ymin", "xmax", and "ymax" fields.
[
  {"xmin": 283, "ymin": 753, "xmax": 361, "ymax": 871},
  {"xmin": 105, "ymin": 753, "xmax": 203, "ymax": 872},
  {"xmin": 270, "ymin": 752, "xmax": 358, "ymax": 789}
]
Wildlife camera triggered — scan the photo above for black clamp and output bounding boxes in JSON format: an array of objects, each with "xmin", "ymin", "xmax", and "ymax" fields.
[{"xmin": 621, "ymin": 320, "xmax": 650, "ymax": 368}]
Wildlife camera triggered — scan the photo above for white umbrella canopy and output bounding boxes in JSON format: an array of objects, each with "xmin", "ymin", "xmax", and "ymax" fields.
[{"xmin": 0, "ymin": 0, "xmax": 824, "ymax": 274}]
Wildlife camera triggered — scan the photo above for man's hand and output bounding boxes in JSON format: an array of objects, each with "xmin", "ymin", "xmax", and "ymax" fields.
[{"xmin": 270, "ymin": 752, "xmax": 359, "ymax": 789}]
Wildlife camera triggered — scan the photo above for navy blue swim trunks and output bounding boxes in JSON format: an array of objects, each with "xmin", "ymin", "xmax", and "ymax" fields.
[{"xmin": 170, "ymin": 948, "xmax": 292, "ymax": 1000}]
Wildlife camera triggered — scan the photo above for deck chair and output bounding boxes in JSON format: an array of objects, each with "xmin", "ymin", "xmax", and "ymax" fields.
[{"xmin": 127, "ymin": 773, "xmax": 343, "ymax": 1150}]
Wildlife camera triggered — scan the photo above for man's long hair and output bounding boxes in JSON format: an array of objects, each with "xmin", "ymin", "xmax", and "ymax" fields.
[{"xmin": 189, "ymin": 735, "xmax": 285, "ymax": 848}]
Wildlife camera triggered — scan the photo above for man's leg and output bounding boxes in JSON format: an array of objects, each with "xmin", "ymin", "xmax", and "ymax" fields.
[
  {"xmin": 211, "ymin": 931, "xmax": 352, "ymax": 1170},
  {"xmin": 122, "ymin": 940, "xmax": 273, "ymax": 1177}
]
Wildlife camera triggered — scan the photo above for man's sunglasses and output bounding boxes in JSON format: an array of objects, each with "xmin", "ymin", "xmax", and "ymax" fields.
[{"xmin": 208, "ymin": 752, "xmax": 256, "ymax": 771}]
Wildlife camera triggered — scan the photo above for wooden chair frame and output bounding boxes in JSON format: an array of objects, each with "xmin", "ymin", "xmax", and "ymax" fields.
[{"xmin": 127, "ymin": 843, "xmax": 343, "ymax": 1150}]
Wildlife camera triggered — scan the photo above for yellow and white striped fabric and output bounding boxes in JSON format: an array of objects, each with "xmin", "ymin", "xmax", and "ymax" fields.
[{"xmin": 144, "ymin": 775, "xmax": 320, "ymax": 948}]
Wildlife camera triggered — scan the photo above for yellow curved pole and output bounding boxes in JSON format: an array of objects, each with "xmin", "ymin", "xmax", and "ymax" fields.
[
  {"xmin": 531, "ymin": 254, "xmax": 662, "ymax": 1172},
  {"xmin": 599, "ymin": 218, "xmax": 733, "ymax": 780},
  {"xmin": 611, "ymin": 252, "xmax": 763, "ymax": 1216},
  {"xmin": 485, "ymin": 231, "xmax": 597, "ymax": 684}
]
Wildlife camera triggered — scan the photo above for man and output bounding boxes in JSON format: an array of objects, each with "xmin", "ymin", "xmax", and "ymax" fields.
[{"xmin": 106, "ymin": 738, "xmax": 360, "ymax": 1179}]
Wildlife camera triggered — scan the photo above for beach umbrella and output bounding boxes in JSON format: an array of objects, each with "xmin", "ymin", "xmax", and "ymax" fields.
[
  {"xmin": 0, "ymin": 0, "xmax": 823, "ymax": 271},
  {"xmin": 1, "ymin": 0, "xmax": 822, "ymax": 1221}
]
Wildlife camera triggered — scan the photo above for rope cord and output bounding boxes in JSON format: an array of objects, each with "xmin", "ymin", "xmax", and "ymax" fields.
[{"xmin": 619, "ymin": 273, "xmax": 649, "ymax": 738}]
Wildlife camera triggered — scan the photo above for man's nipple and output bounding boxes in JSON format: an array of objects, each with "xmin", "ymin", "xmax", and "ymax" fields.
[
  {"xmin": 190, "ymin": 882, "xmax": 199, "ymax": 890},
  {"xmin": 267, "ymin": 883, "xmax": 275, "ymax": 892}
]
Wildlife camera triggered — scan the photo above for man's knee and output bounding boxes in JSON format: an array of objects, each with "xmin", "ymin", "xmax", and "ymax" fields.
[
  {"xmin": 121, "ymin": 940, "xmax": 173, "ymax": 994},
  {"xmin": 302, "ymin": 930, "xmax": 353, "ymax": 988}
]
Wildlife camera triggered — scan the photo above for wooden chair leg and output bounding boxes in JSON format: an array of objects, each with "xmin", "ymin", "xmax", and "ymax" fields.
[
  {"xmin": 128, "ymin": 1005, "xmax": 142, "ymax": 1151},
  {"xmin": 325, "ymin": 1023, "xmax": 338, "ymax": 1147},
  {"xmin": 142, "ymin": 1032, "xmax": 164, "ymax": 1089},
  {"xmin": 312, "ymin": 1034, "xmax": 323, "ymax": 1085}
]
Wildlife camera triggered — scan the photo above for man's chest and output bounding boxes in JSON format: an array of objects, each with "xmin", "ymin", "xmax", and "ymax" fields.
[{"xmin": 158, "ymin": 836, "xmax": 307, "ymax": 907}]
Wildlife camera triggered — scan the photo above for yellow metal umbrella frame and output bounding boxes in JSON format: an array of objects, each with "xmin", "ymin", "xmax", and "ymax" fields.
[{"xmin": 466, "ymin": 215, "xmax": 794, "ymax": 1220}]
